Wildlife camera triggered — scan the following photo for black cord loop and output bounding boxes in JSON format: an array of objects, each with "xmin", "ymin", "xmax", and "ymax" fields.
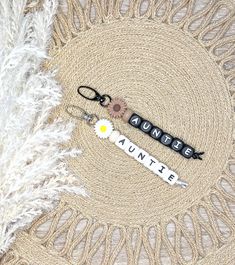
[{"xmin": 192, "ymin": 152, "xmax": 204, "ymax": 160}]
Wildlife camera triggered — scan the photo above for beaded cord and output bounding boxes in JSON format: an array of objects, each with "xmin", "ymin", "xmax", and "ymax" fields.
[
  {"xmin": 66, "ymin": 105, "xmax": 188, "ymax": 189},
  {"xmin": 77, "ymin": 86, "xmax": 204, "ymax": 160}
]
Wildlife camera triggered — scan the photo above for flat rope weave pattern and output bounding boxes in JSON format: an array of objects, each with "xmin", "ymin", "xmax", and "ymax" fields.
[{"xmin": 2, "ymin": 0, "xmax": 235, "ymax": 264}]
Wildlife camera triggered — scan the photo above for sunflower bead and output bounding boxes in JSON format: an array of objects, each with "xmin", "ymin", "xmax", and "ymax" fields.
[{"xmin": 107, "ymin": 98, "xmax": 127, "ymax": 118}]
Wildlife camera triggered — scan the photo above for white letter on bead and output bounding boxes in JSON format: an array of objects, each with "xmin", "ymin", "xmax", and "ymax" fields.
[
  {"xmin": 115, "ymin": 135, "xmax": 130, "ymax": 150},
  {"xmin": 134, "ymin": 149, "xmax": 149, "ymax": 164},
  {"xmin": 173, "ymin": 140, "xmax": 181, "ymax": 149},
  {"xmin": 154, "ymin": 163, "xmax": 169, "ymax": 180},
  {"xmin": 165, "ymin": 170, "xmax": 179, "ymax": 185},
  {"xmin": 131, "ymin": 117, "xmax": 140, "ymax": 125},
  {"xmin": 185, "ymin": 148, "xmax": 192, "ymax": 156},
  {"xmin": 144, "ymin": 156, "xmax": 159, "ymax": 171},
  {"xmin": 125, "ymin": 142, "xmax": 139, "ymax": 157},
  {"xmin": 109, "ymin": 130, "xmax": 120, "ymax": 143}
]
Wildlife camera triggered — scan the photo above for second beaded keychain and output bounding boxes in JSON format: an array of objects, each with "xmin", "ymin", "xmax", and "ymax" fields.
[
  {"xmin": 66, "ymin": 105, "xmax": 188, "ymax": 188},
  {"xmin": 77, "ymin": 85, "xmax": 204, "ymax": 160}
]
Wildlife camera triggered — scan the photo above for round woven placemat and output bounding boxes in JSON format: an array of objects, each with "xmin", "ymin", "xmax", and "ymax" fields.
[
  {"xmin": 3, "ymin": 0, "xmax": 235, "ymax": 264},
  {"xmin": 51, "ymin": 18, "xmax": 232, "ymax": 225}
]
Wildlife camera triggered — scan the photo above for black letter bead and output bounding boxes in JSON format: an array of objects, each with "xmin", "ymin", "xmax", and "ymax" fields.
[
  {"xmin": 128, "ymin": 114, "xmax": 142, "ymax": 128},
  {"xmin": 150, "ymin": 127, "xmax": 163, "ymax": 140},
  {"xmin": 140, "ymin": 120, "xmax": 153, "ymax": 133},
  {"xmin": 181, "ymin": 146, "xmax": 195, "ymax": 159},
  {"xmin": 160, "ymin": 133, "xmax": 173, "ymax": 146},
  {"xmin": 171, "ymin": 139, "xmax": 184, "ymax": 152}
]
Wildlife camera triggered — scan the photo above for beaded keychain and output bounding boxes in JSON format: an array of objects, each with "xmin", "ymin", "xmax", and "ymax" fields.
[
  {"xmin": 66, "ymin": 105, "xmax": 188, "ymax": 189},
  {"xmin": 77, "ymin": 86, "xmax": 204, "ymax": 160}
]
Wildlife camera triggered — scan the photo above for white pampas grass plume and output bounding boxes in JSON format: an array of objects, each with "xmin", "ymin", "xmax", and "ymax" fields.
[{"xmin": 0, "ymin": 0, "xmax": 86, "ymax": 256}]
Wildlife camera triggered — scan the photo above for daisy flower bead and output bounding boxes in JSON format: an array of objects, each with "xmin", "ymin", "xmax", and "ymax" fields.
[{"xmin": 94, "ymin": 119, "xmax": 113, "ymax": 139}]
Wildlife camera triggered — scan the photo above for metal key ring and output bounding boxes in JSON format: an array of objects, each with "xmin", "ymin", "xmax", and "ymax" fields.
[
  {"xmin": 66, "ymin": 105, "xmax": 98, "ymax": 126},
  {"xmin": 99, "ymin": 94, "xmax": 112, "ymax": 107}
]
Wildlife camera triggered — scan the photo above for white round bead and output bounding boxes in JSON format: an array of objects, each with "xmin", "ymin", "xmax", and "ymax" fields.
[{"xmin": 109, "ymin": 130, "xmax": 121, "ymax": 143}]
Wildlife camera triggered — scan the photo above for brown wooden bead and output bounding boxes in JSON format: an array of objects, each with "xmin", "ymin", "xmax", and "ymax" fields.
[{"xmin": 122, "ymin": 108, "xmax": 134, "ymax": 123}]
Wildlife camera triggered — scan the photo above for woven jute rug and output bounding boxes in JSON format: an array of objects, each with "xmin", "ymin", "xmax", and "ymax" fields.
[{"xmin": 2, "ymin": 0, "xmax": 235, "ymax": 264}]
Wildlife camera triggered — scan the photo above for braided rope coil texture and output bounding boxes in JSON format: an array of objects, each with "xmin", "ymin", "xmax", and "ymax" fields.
[{"xmin": 2, "ymin": 0, "xmax": 235, "ymax": 264}]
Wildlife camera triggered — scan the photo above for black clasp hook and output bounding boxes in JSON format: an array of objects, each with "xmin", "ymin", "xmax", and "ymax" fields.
[{"xmin": 77, "ymin": 86, "xmax": 112, "ymax": 107}]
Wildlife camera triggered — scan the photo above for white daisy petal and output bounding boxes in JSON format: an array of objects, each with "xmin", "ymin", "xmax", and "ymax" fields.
[{"xmin": 94, "ymin": 119, "xmax": 113, "ymax": 139}]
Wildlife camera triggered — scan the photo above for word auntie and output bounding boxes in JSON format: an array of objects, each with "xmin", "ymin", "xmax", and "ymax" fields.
[
  {"xmin": 114, "ymin": 134, "xmax": 181, "ymax": 185},
  {"xmin": 66, "ymin": 104, "xmax": 188, "ymax": 188},
  {"xmin": 128, "ymin": 113, "xmax": 204, "ymax": 160},
  {"xmin": 77, "ymin": 86, "xmax": 204, "ymax": 161}
]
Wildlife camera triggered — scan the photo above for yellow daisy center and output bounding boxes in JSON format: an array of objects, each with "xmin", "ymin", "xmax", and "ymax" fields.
[{"xmin": 100, "ymin": 125, "xmax": 107, "ymax": 133}]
